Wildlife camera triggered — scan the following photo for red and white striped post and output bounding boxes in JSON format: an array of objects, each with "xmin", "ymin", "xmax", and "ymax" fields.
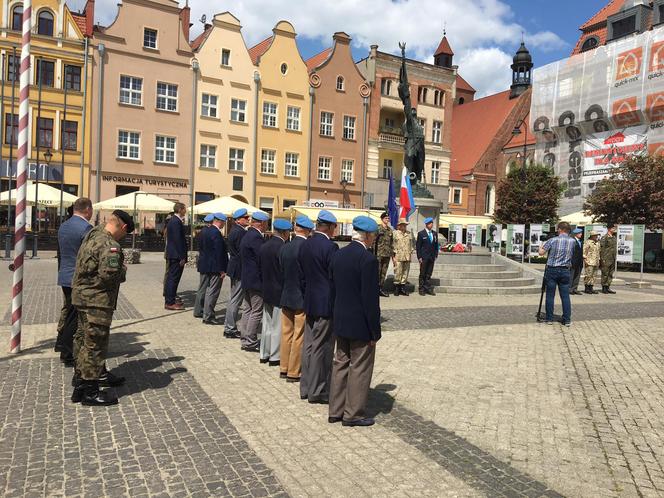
[{"xmin": 10, "ymin": 0, "xmax": 32, "ymax": 354}]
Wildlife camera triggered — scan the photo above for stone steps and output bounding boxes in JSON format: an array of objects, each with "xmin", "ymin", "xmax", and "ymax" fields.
[
  {"xmin": 434, "ymin": 264, "xmax": 507, "ymax": 272},
  {"xmin": 436, "ymin": 277, "xmax": 536, "ymax": 288},
  {"xmin": 431, "ymin": 270, "xmax": 522, "ymax": 280}
]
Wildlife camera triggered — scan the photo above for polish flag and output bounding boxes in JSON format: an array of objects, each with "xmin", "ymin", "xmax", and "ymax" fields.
[{"xmin": 399, "ymin": 167, "xmax": 416, "ymax": 220}]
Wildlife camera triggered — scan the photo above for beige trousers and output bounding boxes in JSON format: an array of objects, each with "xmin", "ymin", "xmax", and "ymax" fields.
[
  {"xmin": 394, "ymin": 261, "xmax": 410, "ymax": 285},
  {"xmin": 280, "ymin": 307, "xmax": 305, "ymax": 379},
  {"xmin": 584, "ymin": 265, "xmax": 598, "ymax": 286}
]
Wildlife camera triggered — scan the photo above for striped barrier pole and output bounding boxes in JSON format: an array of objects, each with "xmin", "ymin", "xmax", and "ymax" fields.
[{"xmin": 10, "ymin": 0, "xmax": 32, "ymax": 354}]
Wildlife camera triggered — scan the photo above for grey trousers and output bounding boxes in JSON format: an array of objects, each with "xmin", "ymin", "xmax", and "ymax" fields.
[
  {"xmin": 241, "ymin": 290, "xmax": 263, "ymax": 348},
  {"xmin": 260, "ymin": 303, "xmax": 282, "ymax": 361},
  {"xmin": 194, "ymin": 273, "xmax": 210, "ymax": 318},
  {"xmin": 224, "ymin": 278, "xmax": 244, "ymax": 334},
  {"xmin": 571, "ymin": 266, "xmax": 582, "ymax": 292},
  {"xmin": 203, "ymin": 274, "xmax": 222, "ymax": 321},
  {"xmin": 329, "ymin": 336, "xmax": 376, "ymax": 422},
  {"xmin": 300, "ymin": 316, "xmax": 333, "ymax": 401}
]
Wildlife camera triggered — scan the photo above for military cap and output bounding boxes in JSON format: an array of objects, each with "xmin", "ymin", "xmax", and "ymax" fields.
[
  {"xmin": 252, "ymin": 211, "xmax": 270, "ymax": 222},
  {"xmin": 352, "ymin": 215, "xmax": 378, "ymax": 233},
  {"xmin": 203, "ymin": 214, "xmax": 214, "ymax": 223},
  {"xmin": 273, "ymin": 219, "xmax": 292, "ymax": 231},
  {"xmin": 424, "ymin": 217, "xmax": 434, "ymax": 225},
  {"xmin": 317, "ymin": 209, "xmax": 337, "ymax": 224},
  {"xmin": 590, "ymin": 230, "xmax": 601, "ymax": 237},
  {"xmin": 572, "ymin": 228, "xmax": 583, "ymax": 234},
  {"xmin": 213, "ymin": 212, "xmax": 227, "ymax": 221},
  {"xmin": 232, "ymin": 208, "xmax": 249, "ymax": 219},
  {"xmin": 295, "ymin": 215, "xmax": 314, "ymax": 230},
  {"xmin": 113, "ymin": 209, "xmax": 135, "ymax": 233},
  {"xmin": 380, "ymin": 211, "xmax": 389, "ymax": 219},
  {"xmin": 397, "ymin": 218, "xmax": 409, "ymax": 225}
]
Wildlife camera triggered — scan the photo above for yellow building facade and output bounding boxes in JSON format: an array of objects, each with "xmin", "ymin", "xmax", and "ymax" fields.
[
  {"xmin": 252, "ymin": 21, "xmax": 310, "ymax": 215},
  {"xmin": 0, "ymin": 0, "xmax": 93, "ymax": 206}
]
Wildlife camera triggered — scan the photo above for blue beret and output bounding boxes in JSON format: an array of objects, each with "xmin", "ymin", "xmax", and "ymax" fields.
[
  {"xmin": 295, "ymin": 215, "xmax": 314, "ymax": 230},
  {"xmin": 232, "ymin": 208, "xmax": 248, "ymax": 219},
  {"xmin": 424, "ymin": 217, "xmax": 434, "ymax": 224},
  {"xmin": 252, "ymin": 211, "xmax": 270, "ymax": 222},
  {"xmin": 213, "ymin": 212, "xmax": 227, "ymax": 221},
  {"xmin": 203, "ymin": 214, "xmax": 214, "ymax": 222},
  {"xmin": 572, "ymin": 228, "xmax": 583, "ymax": 234},
  {"xmin": 352, "ymin": 215, "xmax": 378, "ymax": 233},
  {"xmin": 273, "ymin": 219, "xmax": 292, "ymax": 231},
  {"xmin": 317, "ymin": 209, "xmax": 337, "ymax": 224}
]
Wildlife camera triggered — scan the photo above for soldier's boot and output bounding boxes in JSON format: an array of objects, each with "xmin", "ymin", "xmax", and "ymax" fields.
[
  {"xmin": 601, "ymin": 285, "xmax": 609, "ymax": 294},
  {"xmin": 80, "ymin": 381, "xmax": 119, "ymax": 407},
  {"xmin": 99, "ymin": 365, "xmax": 125, "ymax": 387},
  {"xmin": 71, "ymin": 379, "xmax": 85, "ymax": 404},
  {"xmin": 590, "ymin": 285, "xmax": 599, "ymax": 294},
  {"xmin": 401, "ymin": 285, "xmax": 410, "ymax": 297},
  {"xmin": 605, "ymin": 286, "xmax": 616, "ymax": 294},
  {"xmin": 426, "ymin": 285, "xmax": 436, "ymax": 296},
  {"xmin": 583, "ymin": 285, "xmax": 593, "ymax": 295},
  {"xmin": 394, "ymin": 285, "xmax": 401, "ymax": 297},
  {"xmin": 379, "ymin": 288, "xmax": 389, "ymax": 298},
  {"xmin": 71, "ymin": 371, "xmax": 82, "ymax": 388}
]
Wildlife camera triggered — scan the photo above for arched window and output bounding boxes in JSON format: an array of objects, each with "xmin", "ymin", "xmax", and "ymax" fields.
[
  {"xmin": 458, "ymin": 97, "xmax": 465, "ymax": 105},
  {"xmin": 11, "ymin": 5, "xmax": 23, "ymax": 31},
  {"xmin": 336, "ymin": 75, "xmax": 344, "ymax": 91},
  {"xmin": 581, "ymin": 37, "xmax": 599, "ymax": 53},
  {"xmin": 37, "ymin": 10, "xmax": 54, "ymax": 36},
  {"xmin": 484, "ymin": 185, "xmax": 495, "ymax": 215}
]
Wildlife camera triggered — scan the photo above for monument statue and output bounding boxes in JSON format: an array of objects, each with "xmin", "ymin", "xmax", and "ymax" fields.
[{"xmin": 398, "ymin": 42, "xmax": 426, "ymax": 186}]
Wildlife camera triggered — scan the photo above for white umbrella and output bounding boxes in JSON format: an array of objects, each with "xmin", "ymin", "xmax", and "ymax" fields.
[
  {"xmin": 560, "ymin": 210, "xmax": 594, "ymax": 225},
  {"xmin": 92, "ymin": 191, "xmax": 175, "ymax": 213},
  {"xmin": 193, "ymin": 196, "xmax": 259, "ymax": 216},
  {"xmin": 0, "ymin": 182, "xmax": 77, "ymax": 207}
]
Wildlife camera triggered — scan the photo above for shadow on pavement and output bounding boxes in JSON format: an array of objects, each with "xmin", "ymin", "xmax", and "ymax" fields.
[
  {"xmin": 112, "ymin": 355, "xmax": 188, "ymax": 397},
  {"xmin": 366, "ymin": 383, "xmax": 397, "ymax": 418}
]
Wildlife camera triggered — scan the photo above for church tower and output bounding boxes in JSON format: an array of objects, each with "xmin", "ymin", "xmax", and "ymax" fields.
[
  {"xmin": 510, "ymin": 42, "xmax": 533, "ymax": 99},
  {"xmin": 433, "ymin": 34, "xmax": 454, "ymax": 69}
]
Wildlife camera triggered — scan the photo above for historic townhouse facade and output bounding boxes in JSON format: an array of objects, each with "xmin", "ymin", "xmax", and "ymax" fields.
[{"xmin": 190, "ymin": 12, "xmax": 255, "ymax": 205}]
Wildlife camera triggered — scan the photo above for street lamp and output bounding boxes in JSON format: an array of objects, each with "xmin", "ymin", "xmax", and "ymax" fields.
[
  {"xmin": 511, "ymin": 121, "xmax": 529, "ymax": 182},
  {"xmin": 340, "ymin": 178, "xmax": 348, "ymax": 208},
  {"xmin": 40, "ymin": 148, "xmax": 52, "ymax": 232}
]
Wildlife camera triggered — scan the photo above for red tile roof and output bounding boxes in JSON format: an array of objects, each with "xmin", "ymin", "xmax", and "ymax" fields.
[
  {"xmin": 248, "ymin": 36, "xmax": 273, "ymax": 65},
  {"xmin": 434, "ymin": 36, "xmax": 454, "ymax": 56},
  {"xmin": 456, "ymin": 73, "xmax": 475, "ymax": 93},
  {"xmin": 450, "ymin": 90, "xmax": 519, "ymax": 175},
  {"xmin": 306, "ymin": 48, "xmax": 332, "ymax": 71},
  {"xmin": 191, "ymin": 25, "xmax": 212, "ymax": 51},
  {"xmin": 71, "ymin": 13, "xmax": 87, "ymax": 36},
  {"xmin": 572, "ymin": 25, "xmax": 610, "ymax": 55},
  {"xmin": 580, "ymin": 0, "xmax": 624, "ymax": 29},
  {"xmin": 503, "ymin": 112, "xmax": 536, "ymax": 149}
]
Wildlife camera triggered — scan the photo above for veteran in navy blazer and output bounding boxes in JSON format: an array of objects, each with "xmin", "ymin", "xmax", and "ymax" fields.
[
  {"xmin": 223, "ymin": 209, "xmax": 250, "ymax": 339},
  {"xmin": 416, "ymin": 217, "xmax": 439, "ymax": 296},
  {"xmin": 298, "ymin": 210, "xmax": 339, "ymax": 404},
  {"xmin": 164, "ymin": 202, "xmax": 188, "ymax": 309},
  {"xmin": 55, "ymin": 197, "xmax": 93, "ymax": 365},
  {"xmin": 194, "ymin": 214, "xmax": 228, "ymax": 324},
  {"xmin": 329, "ymin": 216, "xmax": 381, "ymax": 427}
]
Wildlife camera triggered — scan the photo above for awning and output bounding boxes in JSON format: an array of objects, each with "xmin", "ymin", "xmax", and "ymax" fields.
[
  {"xmin": 439, "ymin": 214, "xmax": 494, "ymax": 228},
  {"xmin": 93, "ymin": 191, "xmax": 175, "ymax": 213},
  {"xmin": 193, "ymin": 196, "xmax": 259, "ymax": 216},
  {"xmin": 0, "ymin": 182, "xmax": 78, "ymax": 207},
  {"xmin": 560, "ymin": 210, "xmax": 594, "ymax": 225},
  {"xmin": 289, "ymin": 206, "xmax": 383, "ymax": 224}
]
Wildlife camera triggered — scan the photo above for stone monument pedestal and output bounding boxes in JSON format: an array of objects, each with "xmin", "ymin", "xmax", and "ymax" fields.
[{"xmin": 409, "ymin": 196, "xmax": 444, "ymax": 234}]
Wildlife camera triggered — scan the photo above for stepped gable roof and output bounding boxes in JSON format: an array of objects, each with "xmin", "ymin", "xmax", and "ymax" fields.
[
  {"xmin": 248, "ymin": 36, "xmax": 273, "ymax": 65},
  {"xmin": 306, "ymin": 48, "xmax": 333, "ymax": 71}
]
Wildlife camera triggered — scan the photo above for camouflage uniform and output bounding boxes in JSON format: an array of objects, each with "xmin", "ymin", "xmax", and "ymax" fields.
[
  {"xmin": 599, "ymin": 234, "xmax": 617, "ymax": 287},
  {"xmin": 583, "ymin": 238, "xmax": 600, "ymax": 285},
  {"xmin": 72, "ymin": 226, "xmax": 126, "ymax": 381},
  {"xmin": 393, "ymin": 230, "xmax": 414, "ymax": 285},
  {"xmin": 374, "ymin": 224, "xmax": 394, "ymax": 288}
]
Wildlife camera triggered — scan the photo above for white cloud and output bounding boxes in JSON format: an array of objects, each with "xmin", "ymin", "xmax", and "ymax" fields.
[{"xmin": 66, "ymin": 0, "xmax": 566, "ymax": 97}]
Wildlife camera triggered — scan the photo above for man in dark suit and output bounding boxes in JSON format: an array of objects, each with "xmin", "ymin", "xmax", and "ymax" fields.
[
  {"xmin": 570, "ymin": 228, "xmax": 584, "ymax": 295},
  {"xmin": 298, "ymin": 210, "xmax": 339, "ymax": 404},
  {"xmin": 258, "ymin": 219, "xmax": 292, "ymax": 366},
  {"xmin": 279, "ymin": 215, "xmax": 313, "ymax": 382},
  {"xmin": 193, "ymin": 214, "xmax": 215, "ymax": 318},
  {"xmin": 164, "ymin": 202, "xmax": 188, "ymax": 310},
  {"xmin": 224, "ymin": 208, "xmax": 250, "ymax": 339},
  {"xmin": 239, "ymin": 211, "xmax": 269, "ymax": 351},
  {"xmin": 195, "ymin": 213, "xmax": 228, "ymax": 324},
  {"xmin": 55, "ymin": 197, "xmax": 93, "ymax": 366},
  {"xmin": 416, "ymin": 217, "xmax": 439, "ymax": 296},
  {"xmin": 329, "ymin": 216, "xmax": 381, "ymax": 427}
]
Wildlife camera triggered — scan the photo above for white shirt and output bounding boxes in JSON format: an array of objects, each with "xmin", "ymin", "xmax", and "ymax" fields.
[
  {"xmin": 73, "ymin": 213, "xmax": 91, "ymax": 225},
  {"xmin": 353, "ymin": 239, "xmax": 368, "ymax": 249},
  {"xmin": 295, "ymin": 234, "xmax": 307, "ymax": 240},
  {"xmin": 314, "ymin": 230, "xmax": 330, "ymax": 240}
]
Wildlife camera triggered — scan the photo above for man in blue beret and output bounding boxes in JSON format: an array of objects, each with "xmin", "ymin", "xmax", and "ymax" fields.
[
  {"xmin": 258, "ymin": 219, "xmax": 292, "ymax": 366},
  {"xmin": 416, "ymin": 217, "xmax": 439, "ymax": 296},
  {"xmin": 224, "ymin": 208, "xmax": 250, "ymax": 339},
  {"xmin": 194, "ymin": 213, "xmax": 228, "ymax": 324},
  {"xmin": 570, "ymin": 227, "xmax": 584, "ymax": 295},
  {"xmin": 298, "ymin": 209, "xmax": 339, "ymax": 403},
  {"xmin": 328, "ymin": 216, "xmax": 381, "ymax": 426},
  {"xmin": 239, "ymin": 211, "xmax": 269, "ymax": 351}
]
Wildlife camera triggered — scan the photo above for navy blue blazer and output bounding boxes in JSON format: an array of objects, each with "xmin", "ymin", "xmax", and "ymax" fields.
[
  {"xmin": 240, "ymin": 227, "xmax": 265, "ymax": 292},
  {"xmin": 165, "ymin": 215, "xmax": 187, "ymax": 260},
  {"xmin": 299, "ymin": 232, "xmax": 338, "ymax": 318},
  {"xmin": 57, "ymin": 215, "xmax": 92, "ymax": 287},
  {"xmin": 226, "ymin": 223, "xmax": 246, "ymax": 281},
  {"xmin": 331, "ymin": 241, "xmax": 381, "ymax": 342},
  {"xmin": 197, "ymin": 226, "xmax": 228, "ymax": 274},
  {"xmin": 572, "ymin": 238, "xmax": 583, "ymax": 270},
  {"xmin": 259, "ymin": 235, "xmax": 285, "ymax": 306},
  {"xmin": 279, "ymin": 236, "xmax": 306, "ymax": 310},
  {"xmin": 416, "ymin": 229, "xmax": 439, "ymax": 261}
]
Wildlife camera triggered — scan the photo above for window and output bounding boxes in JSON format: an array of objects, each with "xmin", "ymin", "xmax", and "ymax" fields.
[
  {"xmin": 119, "ymin": 75, "xmax": 142, "ymax": 106},
  {"xmin": 320, "ymin": 111, "xmax": 334, "ymax": 136},
  {"xmin": 431, "ymin": 161, "xmax": 440, "ymax": 185},
  {"xmin": 452, "ymin": 187, "xmax": 462, "ymax": 204},
  {"xmin": 118, "ymin": 130, "xmax": 140, "ymax": 159},
  {"xmin": 610, "ymin": 16, "xmax": 636, "ymax": 40},
  {"xmin": 5, "ymin": 114, "xmax": 17, "ymax": 145},
  {"xmin": 385, "ymin": 117, "xmax": 395, "ymax": 128},
  {"xmin": 343, "ymin": 115, "xmax": 356, "ymax": 140},
  {"xmin": 418, "ymin": 118, "xmax": 426, "ymax": 137},
  {"xmin": 261, "ymin": 149, "xmax": 276, "ymax": 174},
  {"xmin": 262, "ymin": 102, "xmax": 278, "ymax": 128},
  {"xmin": 660, "ymin": 4, "xmax": 664, "ymax": 25},
  {"xmin": 380, "ymin": 78, "xmax": 392, "ymax": 96},
  {"xmin": 229, "ymin": 148, "xmax": 244, "ymax": 171},
  {"xmin": 231, "ymin": 99, "xmax": 246, "ymax": 122},
  {"xmin": 11, "ymin": 6, "xmax": 22, "ymax": 31},
  {"xmin": 280, "ymin": 63, "xmax": 288, "ymax": 75},
  {"xmin": 156, "ymin": 82, "xmax": 178, "ymax": 112},
  {"xmin": 64, "ymin": 66, "xmax": 81, "ymax": 91},
  {"xmin": 143, "ymin": 28, "xmax": 157, "ymax": 49},
  {"xmin": 201, "ymin": 94, "xmax": 218, "ymax": 118},
  {"xmin": 286, "ymin": 106, "xmax": 300, "ymax": 131},
  {"xmin": 155, "ymin": 135, "xmax": 176, "ymax": 164},
  {"xmin": 336, "ymin": 76, "xmax": 345, "ymax": 91},
  {"xmin": 318, "ymin": 156, "xmax": 332, "ymax": 181},
  {"xmin": 285, "ymin": 152, "xmax": 299, "ymax": 177},
  {"xmin": 37, "ymin": 118, "xmax": 53, "ymax": 148},
  {"xmin": 458, "ymin": 97, "xmax": 465, "ymax": 105},
  {"xmin": 283, "ymin": 199, "xmax": 296, "ymax": 210},
  {"xmin": 581, "ymin": 37, "xmax": 599, "ymax": 53},
  {"xmin": 233, "ymin": 176, "xmax": 243, "ymax": 191},
  {"xmin": 37, "ymin": 10, "xmax": 54, "ymax": 36},
  {"xmin": 382, "ymin": 158, "xmax": 393, "ymax": 179},
  {"xmin": 341, "ymin": 159, "xmax": 353, "ymax": 183},
  {"xmin": 432, "ymin": 121, "xmax": 442, "ymax": 143},
  {"xmin": 35, "ymin": 60, "xmax": 54, "ymax": 87},
  {"xmin": 7, "ymin": 55, "xmax": 19, "ymax": 82},
  {"xmin": 418, "ymin": 87, "xmax": 428, "ymax": 104},
  {"xmin": 221, "ymin": 49, "xmax": 231, "ymax": 67},
  {"xmin": 199, "ymin": 144, "xmax": 216, "ymax": 169},
  {"xmin": 61, "ymin": 120, "xmax": 78, "ymax": 150}
]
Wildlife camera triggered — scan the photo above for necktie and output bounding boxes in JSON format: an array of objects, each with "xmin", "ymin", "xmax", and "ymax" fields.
[{"xmin": 428, "ymin": 231, "xmax": 433, "ymax": 243}]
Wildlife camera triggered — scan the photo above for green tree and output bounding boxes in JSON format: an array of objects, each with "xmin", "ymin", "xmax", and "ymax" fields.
[
  {"xmin": 494, "ymin": 163, "xmax": 564, "ymax": 224},
  {"xmin": 584, "ymin": 155, "xmax": 664, "ymax": 230}
]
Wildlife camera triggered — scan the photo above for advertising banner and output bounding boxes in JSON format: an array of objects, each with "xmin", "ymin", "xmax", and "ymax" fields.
[
  {"xmin": 529, "ymin": 224, "xmax": 544, "ymax": 255},
  {"xmin": 449, "ymin": 224, "xmax": 463, "ymax": 244},
  {"xmin": 466, "ymin": 224, "xmax": 481, "ymax": 246},
  {"xmin": 507, "ymin": 224, "xmax": 525, "ymax": 255},
  {"xmin": 617, "ymin": 224, "xmax": 645, "ymax": 263},
  {"xmin": 582, "ymin": 127, "xmax": 648, "ymax": 183}
]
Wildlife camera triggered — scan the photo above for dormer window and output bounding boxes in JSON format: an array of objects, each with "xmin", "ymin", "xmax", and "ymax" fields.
[
  {"xmin": 143, "ymin": 28, "xmax": 158, "ymax": 49},
  {"xmin": 37, "ymin": 10, "xmax": 54, "ymax": 36},
  {"xmin": 11, "ymin": 6, "xmax": 22, "ymax": 31},
  {"xmin": 607, "ymin": 2, "xmax": 650, "ymax": 42},
  {"xmin": 580, "ymin": 37, "xmax": 599, "ymax": 52},
  {"xmin": 655, "ymin": 0, "xmax": 664, "ymax": 25}
]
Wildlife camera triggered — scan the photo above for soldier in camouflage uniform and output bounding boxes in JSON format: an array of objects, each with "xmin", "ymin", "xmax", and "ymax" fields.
[
  {"xmin": 374, "ymin": 212, "xmax": 394, "ymax": 297},
  {"xmin": 393, "ymin": 218, "xmax": 414, "ymax": 296},
  {"xmin": 583, "ymin": 230, "xmax": 601, "ymax": 294},
  {"xmin": 71, "ymin": 210, "xmax": 134, "ymax": 406},
  {"xmin": 600, "ymin": 224, "xmax": 618, "ymax": 294}
]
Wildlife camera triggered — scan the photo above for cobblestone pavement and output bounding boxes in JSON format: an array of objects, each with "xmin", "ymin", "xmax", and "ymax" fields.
[{"xmin": 0, "ymin": 254, "xmax": 663, "ymax": 497}]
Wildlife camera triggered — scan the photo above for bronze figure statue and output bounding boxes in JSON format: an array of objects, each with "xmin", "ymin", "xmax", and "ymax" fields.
[{"xmin": 398, "ymin": 42, "xmax": 425, "ymax": 184}]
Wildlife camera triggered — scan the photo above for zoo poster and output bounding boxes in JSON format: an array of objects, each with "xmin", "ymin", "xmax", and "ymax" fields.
[
  {"xmin": 449, "ymin": 224, "xmax": 463, "ymax": 244},
  {"xmin": 617, "ymin": 225, "xmax": 645, "ymax": 264},
  {"xmin": 507, "ymin": 224, "xmax": 525, "ymax": 255},
  {"xmin": 466, "ymin": 225, "xmax": 481, "ymax": 246}
]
